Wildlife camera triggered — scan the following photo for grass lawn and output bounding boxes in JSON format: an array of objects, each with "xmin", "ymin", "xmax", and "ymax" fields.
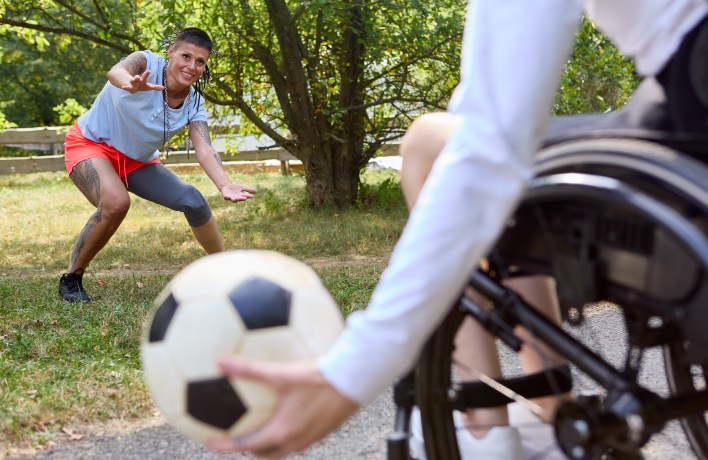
[{"xmin": 0, "ymin": 167, "xmax": 407, "ymax": 454}]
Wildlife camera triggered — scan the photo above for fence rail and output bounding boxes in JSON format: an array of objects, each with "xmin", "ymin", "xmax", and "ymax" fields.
[{"xmin": 0, "ymin": 126, "xmax": 399, "ymax": 175}]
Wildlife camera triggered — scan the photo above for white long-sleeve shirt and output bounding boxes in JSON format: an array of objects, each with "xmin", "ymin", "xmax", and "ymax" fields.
[{"xmin": 319, "ymin": 0, "xmax": 708, "ymax": 405}]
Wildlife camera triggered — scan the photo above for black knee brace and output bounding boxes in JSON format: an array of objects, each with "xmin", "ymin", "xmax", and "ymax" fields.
[
  {"xmin": 127, "ymin": 164, "xmax": 213, "ymax": 228},
  {"xmin": 176, "ymin": 186, "xmax": 212, "ymax": 227}
]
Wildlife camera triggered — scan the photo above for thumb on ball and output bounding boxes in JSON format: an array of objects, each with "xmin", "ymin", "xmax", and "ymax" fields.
[{"xmin": 217, "ymin": 355, "xmax": 272, "ymax": 382}]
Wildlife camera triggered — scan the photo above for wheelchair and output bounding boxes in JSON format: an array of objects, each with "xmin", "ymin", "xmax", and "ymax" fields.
[{"xmin": 387, "ymin": 78, "xmax": 708, "ymax": 460}]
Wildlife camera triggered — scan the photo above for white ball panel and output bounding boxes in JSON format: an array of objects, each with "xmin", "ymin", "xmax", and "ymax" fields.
[
  {"xmin": 140, "ymin": 341, "xmax": 185, "ymax": 416},
  {"xmin": 169, "ymin": 254, "xmax": 255, "ymax": 304},
  {"xmin": 248, "ymin": 251, "xmax": 323, "ymax": 290},
  {"xmin": 227, "ymin": 406, "xmax": 274, "ymax": 438},
  {"xmin": 239, "ymin": 328, "xmax": 310, "ymax": 362},
  {"xmin": 168, "ymin": 251, "xmax": 322, "ymax": 299},
  {"xmin": 227, "ymin": 377, "xmax": 277, "ymax": 437},
  {"xmin": 290, "ymin": 289, "xmax": 345, "ymax": 356},
  {"xmin": 230, "ymin": 377, "xmax": 277, "ymax": 414},
  {"xmin": 165, "ymin": 300, "xmax": 245, "ymax": 380}
]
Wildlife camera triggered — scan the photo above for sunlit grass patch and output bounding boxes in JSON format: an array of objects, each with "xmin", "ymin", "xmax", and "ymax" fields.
[{"xmin": 0, "ymin": 167, "xmax": 407, "ymax": 453}]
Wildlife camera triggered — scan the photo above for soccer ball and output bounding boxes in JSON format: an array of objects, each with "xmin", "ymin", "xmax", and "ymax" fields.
[{"xmin": 140, "ymin": 250, "xmax": 345, "ymax": 443}]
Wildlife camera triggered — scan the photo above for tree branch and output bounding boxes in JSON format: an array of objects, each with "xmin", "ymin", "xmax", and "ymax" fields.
[
  {"xmin": 52, "ymin": 0, "xmax": 107, "ymax": 31},
  {"xmin": 235, "ymin": 0, "xmax": 296, "ymax": 127},
  {"xmin": 363, "ymin": 34, "xmax": 460, "ymax": 87},
  {"xmin": 264, "ymin": 0, "xmax": 314, "ymax": 129},
  {"xmin": 52, "ymin": 0, "xmax": 146, "ymax": 50},
  {"xmin": 207, "ymin": 81, "xmax": 291, "ymax": 149},
  {"xmin": 0, "ymin": 18, "xmax": 134, "ymax": 54},
  {"xmin": 92, "ymin": 0, "xmax": 110, "ymax": 26}
]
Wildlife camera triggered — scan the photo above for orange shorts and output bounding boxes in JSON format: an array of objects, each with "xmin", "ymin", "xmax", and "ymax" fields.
[{"xmin": 63, "ymin": 122, "xmax": 160, "ymax": 180}]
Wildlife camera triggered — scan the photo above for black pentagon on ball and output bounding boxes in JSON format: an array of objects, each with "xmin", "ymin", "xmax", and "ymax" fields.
[
  {"xmin": 228, "ymin": 277, "xmax": 292, "ymax": 330},
  {"xmin": 148, "ymin": 292, "xmax": 179, "ymax": 343},
  {"xmin": 187, "ymin": 377, "xmax": 247, "ymax": 429}
]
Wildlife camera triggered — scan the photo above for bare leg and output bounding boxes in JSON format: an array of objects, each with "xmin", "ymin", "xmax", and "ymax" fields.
[
  {"xmin": 400, "ymin": 112, "xmax": 566, "ymax": 433},
  {"xmin": 67, "ymin": 158, "xmax": 130, "ymax": 273},
  {"xmin": 453, "ymin": 313, "xmax": 509, "ymax": 436},
  {"xmin": 507, "ymin": 275, "xmax": 568, "ymax": 419},
  {"xmin": 191, "ymin": 216, "xmax": 225, "ymax": 254},
  {"xmin": 400, "ymin": 113, "xmax": 453, "ymax": 209}
]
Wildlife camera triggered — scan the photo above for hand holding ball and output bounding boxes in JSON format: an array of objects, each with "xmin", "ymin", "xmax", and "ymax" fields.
[{"xmin": 140, "ymin": 250, "xmax": 344, "ymax": 443}]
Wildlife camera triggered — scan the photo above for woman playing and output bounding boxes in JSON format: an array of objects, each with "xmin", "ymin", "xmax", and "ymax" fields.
[{"xmin": 59, "ymin": 27, "xmax": 256, "ymax": 302}]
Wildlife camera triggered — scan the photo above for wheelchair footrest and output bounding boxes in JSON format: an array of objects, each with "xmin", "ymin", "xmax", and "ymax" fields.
[{"xmin": 452, "ymin": 364, "xmax": 573, "ymax": 410}]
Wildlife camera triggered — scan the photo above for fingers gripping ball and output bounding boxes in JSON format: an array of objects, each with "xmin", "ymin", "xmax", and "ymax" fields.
[{"xmin": 140, "ymin": 250, "xmax": 345, "ymax": 443}]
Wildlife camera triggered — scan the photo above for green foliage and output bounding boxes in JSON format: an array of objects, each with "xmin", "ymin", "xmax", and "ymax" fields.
[
  {"xmin": 207, "ymin": 0, "xmax": 464, "ymax": 142},
  {"xmin": 0, "ymin": 110, "xmax": 16, "ymax": 129},
  {"xmin": 1, "ymin": 3, "xmax": 641, "ymax": 207},
  {"xmin": 52, "ymin": 98, "xmax": 87, "ymax": 125},
  {"xmin": 0, "ymin": 27, "xmax": 120, "ymax": 126},
  {"xmin": 357, "ymin": 170, "xmax": 405, "ymax": 211},
  {"xmin": 0, "ymin": 146, "xmax": 44, "ymax": 158},
  {"xmin": 555, "ymin": 16, "xmax": 639, "ymax": 115}
]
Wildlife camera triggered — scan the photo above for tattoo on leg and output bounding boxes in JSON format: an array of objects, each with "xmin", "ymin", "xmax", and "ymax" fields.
[
  {"xmin": 70, "ymin": 160, "xmax": 101, "ymax": 206},
  {"xmin": 69, "ymin": 203, "xmax": 103, "ymax": 272}
]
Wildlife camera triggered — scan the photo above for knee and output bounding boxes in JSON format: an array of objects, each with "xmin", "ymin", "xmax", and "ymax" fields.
[
  {"xmin": 177, "ymin": 186, "xmax": 212, "ymax": 227},
  {"xmin": 100, "ymin": 190, "xmax": 130, "ymax": 221},
  {"xmin": 400, "ymin": 113, "xmax": 452, "ymax": 166}
]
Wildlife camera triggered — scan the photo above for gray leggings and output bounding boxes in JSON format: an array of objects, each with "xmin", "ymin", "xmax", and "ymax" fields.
[{"xmin": 127, "ymin": 164, "xmax": 212, "ymax": 227}]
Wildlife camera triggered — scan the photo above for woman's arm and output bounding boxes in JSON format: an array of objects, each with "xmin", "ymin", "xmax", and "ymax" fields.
[
  {"xmin": 189, "ymin": 120, "xmax": 256, "ymax": 202},
  {"xmin": 107, "ymin": 51, "xmax": 164, "ymax": 93}
]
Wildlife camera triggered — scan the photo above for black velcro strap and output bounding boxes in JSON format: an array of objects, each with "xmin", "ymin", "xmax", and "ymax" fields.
[{"xmin": 452, "ymin": 364, "xmax": 573, "ymax": 410}]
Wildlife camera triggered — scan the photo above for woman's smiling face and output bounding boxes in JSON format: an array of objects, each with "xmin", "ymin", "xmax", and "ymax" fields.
[{"xmin": 167, "ymin": 42, "xmax": 210, "ymax": 88}]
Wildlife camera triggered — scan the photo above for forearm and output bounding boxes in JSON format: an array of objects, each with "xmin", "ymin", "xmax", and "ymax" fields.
[
  {"xmin": 190, "ymin": 121, "xmax": 231, "ymax": 191},
  {"xmin": 320, "ymin": 135, "xmax": 530, "ymax": 404},
  {"xmin": 107, "ymin": 66, "xmax": 135, "ymax": 89},
  {"xmin": 107, "ymin": 51, "xmax": 149, "ymax": 90},
  {"xmin": 196, "ymin": 146, "xmax": 231, "ymax": 192},
  {"xmin": 318, "ymin": 0, "xmax": 583, "ymax": 405}
]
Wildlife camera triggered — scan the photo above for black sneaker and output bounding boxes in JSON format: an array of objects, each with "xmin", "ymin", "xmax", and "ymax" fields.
[{"xmin": 59, "ymin": 272, "xmax": 91, "ymax": 302}]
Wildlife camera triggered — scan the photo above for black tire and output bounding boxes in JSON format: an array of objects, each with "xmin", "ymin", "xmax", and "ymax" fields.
[
  {"xmin": 664, "ymin": 340, "xmax": 708, "ymax": 457},
  {"xmin": 415, "ymin": 307, "xmax": 464, "ymax": 460},
  {"xmin": 414, "ymin": 137, "xmax": 708, "ymax": 459}
]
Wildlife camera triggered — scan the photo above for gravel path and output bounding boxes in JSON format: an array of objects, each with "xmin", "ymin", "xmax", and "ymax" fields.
[
  {"xmin": 12, "ymin": 307, "xmax": 700, "ymax": 460},
  {"xmin": 13, "ymin": 389, "xmax": 395, "ymax": 460}
]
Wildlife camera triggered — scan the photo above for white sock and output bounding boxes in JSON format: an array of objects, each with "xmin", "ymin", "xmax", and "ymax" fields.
[
  {"xmin": 508, "ymin": 402, "xmax": 566, "ymax": 460},
  {"xmin": 410, "ymin": 408, "xmax": 522, "ymax": 460}
]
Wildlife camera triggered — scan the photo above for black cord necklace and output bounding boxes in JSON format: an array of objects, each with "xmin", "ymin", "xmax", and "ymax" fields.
[{"xmin": 162, "ymin": 62, "xmax": 190, "ymax": 154}]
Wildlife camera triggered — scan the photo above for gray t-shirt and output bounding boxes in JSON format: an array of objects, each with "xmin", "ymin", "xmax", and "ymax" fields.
[{"xmin": 78, "ymin": 50, "xmax": 208, "ymax": 162}]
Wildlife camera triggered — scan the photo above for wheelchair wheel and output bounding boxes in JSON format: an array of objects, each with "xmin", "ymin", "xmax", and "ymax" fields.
[
  {"xmin": 665, "ymin": 340, "xmax": 708, "ymax": 456},
  {"xmin": 413, "ymin": 137, "xmax": 708, "ymax": 459}
]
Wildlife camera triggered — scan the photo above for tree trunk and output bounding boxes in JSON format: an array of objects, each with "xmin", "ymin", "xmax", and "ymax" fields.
[
  {"xmin": 284, "ymin": 0, "xmax": 367, "ymax": 210},
  {"xmin": 301, "ymin": 142, "xmax": 360, "ymax": 209}
]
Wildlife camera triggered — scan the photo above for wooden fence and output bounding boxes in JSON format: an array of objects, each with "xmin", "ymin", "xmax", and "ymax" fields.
[{"xmin": 0, "ymin": 126, "xmax": 399, "ymax": 175}]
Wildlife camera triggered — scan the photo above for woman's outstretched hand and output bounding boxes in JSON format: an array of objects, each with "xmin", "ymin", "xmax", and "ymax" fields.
[
  {"xmin": 206, "ymin": 356, "xmax": 359, "ymax": 459},
  {"xmin": 121, "ymin": 70, "xmax": 165, "ymax": 93},
  {"xmin": 220, "ymin": 183, "xmax": 257, "ymax": 202}
]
